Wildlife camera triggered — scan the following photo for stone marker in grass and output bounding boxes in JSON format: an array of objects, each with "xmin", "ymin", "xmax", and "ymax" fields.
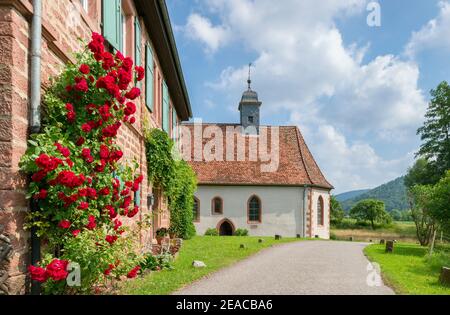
[
  {"xmin": 258, "ymin": 239, "xmax": 264, "ymax": 243},
  {"xmin": 440, "ymin": 267, "xmax": 450, "ymax": 287},
  {"xmin": 192, "ymin": 261, "xmax": 207, "ymax": 268},
  {"xmin": 380, "ymin": 239, "xmax": 385, "ymax": 245},
  {"xmin": 385, "ymin": 241, "xmax": 394, "ymax": 253},
  {"xmin": 275, "ymin": 235, "xmax": 282, "ymax": 240},
  {"xmin": 240, "ymin": 244, "xmax": 246, "ymax": 249}
]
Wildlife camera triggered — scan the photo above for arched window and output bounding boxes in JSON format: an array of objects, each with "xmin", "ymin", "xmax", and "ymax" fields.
[
  {"xmin": 248, "ymin": 196, "xmax": 262, "ymax": 223},
  {"xmin": 317, "ymin": 196, "xmax": 324, "ymax": 226},
  {"xmin": 212, "ymin": 197, "xmax": 223, "ymax": 215},
  {"xmin": 193, "ymin": 197, "xmax": 200, "ymax": 222}
]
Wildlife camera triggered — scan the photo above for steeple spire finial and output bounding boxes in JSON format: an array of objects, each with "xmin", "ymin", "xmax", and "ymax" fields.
[{"xmin": 247, "ymin": 62, "xmax": 252, "ymax": 90}]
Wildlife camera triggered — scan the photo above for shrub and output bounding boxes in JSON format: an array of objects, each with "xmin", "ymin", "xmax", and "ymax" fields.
[
  {"xmin": 145, "ymin": 129, "xmax": 197, "ymax": 240},
  {"xmin": 235, "ymin": 229, "xmax": 249, "ymax": 236},
  {"xmin": 205, "ymin": 228, "xmax": 219, "ymax": 236},
  {"xmin": 330, "ymin": 232, "xmax": 337, "ymax": 240},
  {"xmin": 140, "ymin": 252, "xmax": 174, "ymax": 271},
  {"xmin": 20, "ymin": 33, "xmax": 147, "ymax": 294}
]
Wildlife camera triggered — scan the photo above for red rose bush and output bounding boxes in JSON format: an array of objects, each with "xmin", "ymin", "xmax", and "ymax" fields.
[{"xmin": 20, "ymin": 33, "xmax": 148, "ymax": 294}]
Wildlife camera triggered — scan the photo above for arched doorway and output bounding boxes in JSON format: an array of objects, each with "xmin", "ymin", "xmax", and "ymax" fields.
[{"xmin": 217, "ymin": 219, "xmax": 235, "ymax": 236}]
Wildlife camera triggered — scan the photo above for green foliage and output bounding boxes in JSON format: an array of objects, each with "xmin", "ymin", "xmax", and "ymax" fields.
[
  {"xmin": 156, "ymin": 228, "xmax": 168, "ymax": 238},
  {"xmin": 341, "ymin": 177, "xmax": 409, "ymax": 211},
  {"xmin": 350, "ymin": 199, "xmax": 391, "ymax": 230},
  {"xmin": 408, "ymin": 185, "xmax": 436, "ymax": 246},
  {"xmin": 417, "ymin": 81, "xmax": 450, "ymax": 181},
  {"xmin": 205, "ymin": 228, "xmax": 219, "ymax": 236},
  {"xmin": 235, "ymin": 229, "xmax": 249, "ymax": 236},
  {"xmin": 144, "ymin": 129, "xmax": 197, "ymax": 239},
  {"xmin": 428, "ymin": 171, "xmax": 450, "ymax": 225},
  {"xmin": 405, "ymin": 158, "xmax": 437, "ymax": 188},
  {"xmin": 140, "ymin": 252, "xmax": 174, "ymax": 272},
  {"xmin": 330, "ymin": 196, "xmax": 345, "ymax": 226},
  {"xmin": 390, "ymin": 209, "xmax": 413, "ymax": 222}
]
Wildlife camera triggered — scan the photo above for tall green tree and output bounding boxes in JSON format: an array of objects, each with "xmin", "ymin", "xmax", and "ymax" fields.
[
  {"xmin": 330, "ymin": 196, "xmax": 345, "ymax": 225},
  {"xmin": 408, "ymin": 185, "xmax": 436, "ymax": 246},
  {"xmin": 404, "ymin": 158, "xmax": 437, "ymax": 188},
  {"xmin": 417, "ymin": 81, "xmax": 450, "ymax": 181},
  {"xmin": 350, "ymin": 199, "xmax": 391, "ymax": 230}
]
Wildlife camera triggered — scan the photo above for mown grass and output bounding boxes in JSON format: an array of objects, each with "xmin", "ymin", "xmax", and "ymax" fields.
[
  {"xmin": 122, "ymin": 236, "xmax": 300, "ymax": 295},
  {"xmin": 365, "ymin": 243, "xmax": 450, "ymax": 295}
]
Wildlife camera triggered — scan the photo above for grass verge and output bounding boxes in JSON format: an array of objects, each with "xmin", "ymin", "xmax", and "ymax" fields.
[
  {"xmin": 364, "ymin": 243, "xmax": 450, "ymax": 295},
  {"xmin": 122, "ymin": 236, "xmax": 300, "ymax": 295}
]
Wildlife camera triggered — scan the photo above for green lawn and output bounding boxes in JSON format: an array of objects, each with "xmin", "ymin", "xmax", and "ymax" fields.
[
  {"xmin": 365, "ymin": 243, "xmax": 450, "ymax": 295},
  {"xmin": 122, "ymin": 236, "xmax": 300, "ymax": 295}
]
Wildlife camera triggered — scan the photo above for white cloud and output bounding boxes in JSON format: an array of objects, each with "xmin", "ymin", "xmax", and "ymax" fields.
[
  {"xmin": 185, "ymin": 13, "xmax": 231, "ymax": 53},
  {"xmin": 184, "ymin": 0, "xmax": 427, "ymax": 192},
  {"xmin": 405, "ymin": 1, "xmax": 450, "ymax": 58}
]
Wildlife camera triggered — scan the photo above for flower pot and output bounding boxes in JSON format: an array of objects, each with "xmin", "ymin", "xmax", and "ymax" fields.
[{"xmin": 156, "ymin": 237, "xmax": 164, "ymax": 245}]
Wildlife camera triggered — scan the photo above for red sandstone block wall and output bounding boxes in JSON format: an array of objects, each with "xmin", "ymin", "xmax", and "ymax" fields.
[{"xmin": 0, "ymin": 0, "xmax": 175, "ymax": 295}]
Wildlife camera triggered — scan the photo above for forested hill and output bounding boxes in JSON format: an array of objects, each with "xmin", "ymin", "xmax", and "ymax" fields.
[
  {"xmin": 335, "ymin": 189, "xmax": 370, "ymax": 202},
  {"xmin": 340, "ymin": 177, "xmax": 409, "ymax": 211}
]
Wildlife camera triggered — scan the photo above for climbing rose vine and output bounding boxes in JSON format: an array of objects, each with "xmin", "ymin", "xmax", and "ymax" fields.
[{"xmin": 20, "ymin": 33, "xmax": 147, "ymax": 294}]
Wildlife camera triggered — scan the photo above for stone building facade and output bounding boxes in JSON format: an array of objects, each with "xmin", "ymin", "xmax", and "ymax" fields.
[{"xmin": 0, "ymin": 0, "xmax": 191, "ymax": 295}]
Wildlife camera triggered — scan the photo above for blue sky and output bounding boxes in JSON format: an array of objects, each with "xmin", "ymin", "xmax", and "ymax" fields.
[{"xmin": 166, "ymin": 0, "xmax": 450, "ymax": 194}]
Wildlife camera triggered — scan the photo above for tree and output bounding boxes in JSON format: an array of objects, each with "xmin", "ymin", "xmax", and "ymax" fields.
[
  {"xmin": 428, "ymin": 171, "xmax": 450, "ymax": 229},
  {"xmin": 417, "ymin": 81, "xmax": 450, "ymax": 181},
  {"xmin": 408, "ymin": 185, "xmax": 436, "ymax": 246},
  {"xmin": 350, "ymin": 199, "xmax": 391, "ymax": 230},
  {"xmin": 404, "ymin": 158, "xmax": 437, "ymax": 188},
  {"xmin": 330, "ymin": 196, "xmax": 345, "ymax": 226}
]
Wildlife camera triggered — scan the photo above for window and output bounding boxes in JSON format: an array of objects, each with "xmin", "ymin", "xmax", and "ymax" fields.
[
  {"xmin": 248, "ymin": 116, "xmax": 254, "ymax": 124},
  {"xmin": 317, "ymin": 196, "xmax": 324, "ymax": 226},
  {"xmin": 80, "ymin": 0, "xmax": 89, "ymax": 12},
  {"xmin": 212, "ymin": 197, "xmax": 223, "ymax": 215},
  {"xmin": 248, "ymin": 196, "xmax": 261, "ymax": 223},
  {"xmin": 172, "ymin": 107, "xmax": 178, "ymax": 139},
  {"xmin": 145, "ymin": 45, "xmax": 154, "ymax": 111},
  {"xmin": 162, "ymin": 81, "xmax": 170, "ymax": 132},
  {"xmin": 135, "ymin": 18, "xmax": 142, "ymax": 67},
  {"xmin": 120, "ymin": 8, "xmax": 127, "ymax": 55},
  {"xmin": 193, "ymin": 198, "xmax": 200, "ymax": 222},
  {"xmin": 102, "ymin": 0, "xmax": 121, "ymax": 50}
]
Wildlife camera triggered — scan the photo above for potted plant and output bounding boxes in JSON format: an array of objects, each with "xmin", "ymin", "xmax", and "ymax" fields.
[
  {"xmin": 156, "ymin": 228, "xmax": 168, "ymax": 245},
  {"xmin": 169, "ymin": 226, "xmax": 178, "ymax": 239}
]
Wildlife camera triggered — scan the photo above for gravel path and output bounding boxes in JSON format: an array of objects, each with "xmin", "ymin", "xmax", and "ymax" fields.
[{"xmin": 175, "ymin": 241, "xmax": 395, "ymax": 295}]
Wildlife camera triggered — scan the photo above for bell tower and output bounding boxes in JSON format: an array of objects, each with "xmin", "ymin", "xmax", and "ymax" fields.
[{"xmin": 239, "ymin": 63, "xmax": 261, "ymax": 133}]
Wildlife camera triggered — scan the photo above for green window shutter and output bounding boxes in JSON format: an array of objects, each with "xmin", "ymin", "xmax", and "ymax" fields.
[
  {"xmin": 102, "ymin": 0, "xmax": 121, "ymax": 50},
  {"xmin": 134, "ymin": 189, "xmax": 141, "ymax": 207},
  {"xmin": 135, "ymin": 17, "xmax": 142, "ymax": 66},
  {"xmin": 172, "ymin": 108, "xmax": 177, "ymax": 138},
  {"xmin": 162, "ymin": 81, "xmax": 170, "ymax": 132},
  {"xmin": 145, "ymin": 45, "xmax": 154, "ymax": 112}
]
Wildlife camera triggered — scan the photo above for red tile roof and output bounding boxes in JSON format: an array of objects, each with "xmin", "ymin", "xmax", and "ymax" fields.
[{"xmin": 181, "ymin": 124, "xmax": 333, "ymax": 190}]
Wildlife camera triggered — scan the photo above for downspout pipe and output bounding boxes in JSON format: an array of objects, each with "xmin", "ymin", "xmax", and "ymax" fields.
[
  {"xmin": 29, "ymin": 0, "xmax": 42, "ymax": 296},
  {"xmin": 303, "ymin": 185, "xmax": 308, "ymax": 238}
]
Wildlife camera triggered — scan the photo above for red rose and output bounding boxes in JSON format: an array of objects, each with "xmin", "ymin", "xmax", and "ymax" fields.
[
  {"xmin": 102, "ymin": 52, "xmax": 115, "ymax": 70},
  {"xmin": 87, "ymin": 188, "xmax": 97, "ymax": 199},
  {"xmin": 86, "ymin": 215, "xmax": 96, "ymax": 230},
  {"xmin": 116, "ymin": 51, "xmax": 125, "ymax": 61},
  {"xmin": 128, "ymin": 206, "xmax": 139, "ymax": 218},
  {"xmin": 67, "ymin": 111, "xmax": 76, "ymax": 123},
  {"xmin": 135, "ymin": 66, "xmax": 145, "ymax": 81},
  {"xmin": 99, "ymin": 145, "xmax": 110, "ymax": 159},
  {"xmin": 125, "ymin": 87, "xmax": 141, "ymax": 100},
  {"xmin": 122, "ymin": 57, "xmax": 134, "ymax": 71},
  {"xmin": 74, "ymin": 78, "xmax": 89, "ymax": 92},
  {"xmin": 106, "ymin": 205, "xmax": 117, "ymax": 219},
  {"xmin": 28, "ymin": 265, "xmax": 48, "ymax": 283},
  {"xmin": 78, "ymin": 201, "xmax": 89, "ymax": 210},
  {"xmin": 88, "ymin": 32, "xmax": 105, "ymax": 55},
  {"xmin": 99, "ymin": 187, "xmax": 110, "ymax": 196},
  {"xmin": 46, "ymin": 259, "xmax": 69, "ymax": 282},
  {"xmin": 81, "ymin": 123, "xmax": 92, "ymax": 133},
  {"xmin": 76, "ymin": 137, "xmax": 85, "ymax": 146},
  {"xmin": 65, "ymin": 103, "xmax": 74, "ymax": 111},
  {"xmin": 104, "ymin": 264, "xmax": 115, "ymax": 276},
  {"xmin": 58, "ymin": 220, "xmax": 71, "ymax": 229},
  {"xmin": 81, "ymin": 148, "xmax": 91, "ymax": 159},
  {"xmin": 34, "ymin": 189, "xmax": 48, "ymax": 200},
  {"xmin": 127, "ymin": 266, "xmax": 141, "ymax": 279},
  {"xmin": 79, "ymin": 64, "xmax": 90, "ymax": 74},
  {"xmin": 105, "ymin": 235, "xmax": 118, "ymax": 245},
  {"xmin": 124, "ymin": 102, "xmax": 136, "ymax": 116},
  {"xmin": 72, "ymin": 230, "xmax": 81, "ymax": 237}
]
